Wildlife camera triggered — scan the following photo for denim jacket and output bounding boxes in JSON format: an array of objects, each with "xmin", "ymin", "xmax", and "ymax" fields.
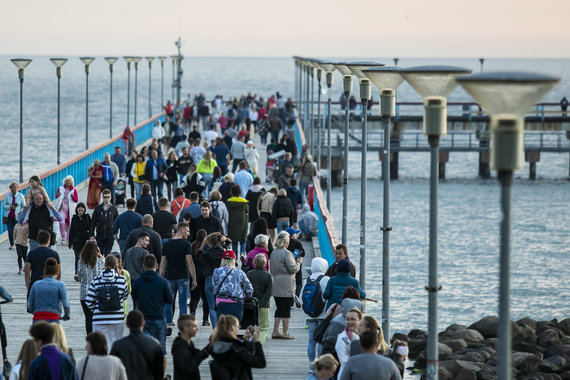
[{"xmin": 27, "ymin": 276, "xmax": 70, "ymax": 317}]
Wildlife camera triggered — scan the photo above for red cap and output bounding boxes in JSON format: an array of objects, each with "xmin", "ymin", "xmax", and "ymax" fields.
[{"xmin": 222, "ymin": 250, "xmax": 236, "ymax": 259}]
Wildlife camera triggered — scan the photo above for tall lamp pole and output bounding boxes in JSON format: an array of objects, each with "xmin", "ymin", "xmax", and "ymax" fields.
[
  {"xmin": 11, "ymin": 58, "xmax": 32, "ymax": 183},
  {"xmin": 457, "ymin": 71, "xmax": 559, "ymax": 380},
  {"xmin": 158, "ymin": 56, "xmax": 167, "ymax": 109},
  {"xmin": 341, "ymin": 72, "xmax": 352, "ymax": 245},
  {"xmin": 318, "ymin": 61, "xmax": 336, "ymax": 211},
  {"xmin": 132, "ymin": 57, "xmax": 142, "ymax": 125},
  {"xmin": 105, "ymin": 57, "xmax": 118, "ymax": 139},
  {"xmin": 50, "ymin": 58, "xmax": 67, "ymax": 165},
  {"xmin": 146, "ymin": 57, "xmax": 155, "ymax": 118},
  {"xmin": 170, "ymin": 55, "xmax": 177, "ymax": 104},
  {"xmin": 363, "ymin": 66, "xmax": 404, "ymax": 344},
  {"xmin": 80, "ymin": 57, "xmax": 95, "ymax": 150},
  {"xmin": 358, "ymin": 79, "xmax": 371, "ymax": 289},
  {"xmin": 315, "ymin": 67, "xmax": 323, "ymax": 169},
  {"xmin": 401, "ymin": 66, "xmax": 472, "ymax": 379},
  {"xmin": 124, "ymin": 57, "xmax": 134, "ymax": 126}
]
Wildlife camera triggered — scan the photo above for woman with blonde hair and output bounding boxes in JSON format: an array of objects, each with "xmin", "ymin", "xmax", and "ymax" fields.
[
  {"xmin": 209, "ymin": 314, "xmax": 265, "ymax": 380},
  {"xmin": 54, "ymin": 175, "xmax": 78, "ymax": 244},
  {"xmin": 197, "ymin": 150, "xmax": 218, "ymax": 196},
  {"xmin": 9, "ymin": 339, "xmax": 37, "ymax": 380},
  {"xmin": 269, "ymin": 231, "xmax": 301, "ymax": 339},
  {"xmin": 307, "ymin": 354, "xmax": 339, "ymax": 380},
  {"xmin": 208, "ymin": 189, "xmax": 229, "ymax": 233},
  {"xmin": 52, "ymin": 323, "xmax": 75, "ymax": 363},
  {"xmin": 351, "ymin": 314, "xmax": 390, "ymax": 356},
  {"xmin": 182, "ymin": 163, "xmax": 205, "ymax": 198},
  {"xmin": 212, "ymin": 250, "xmax": 253, "ymax": 323}
]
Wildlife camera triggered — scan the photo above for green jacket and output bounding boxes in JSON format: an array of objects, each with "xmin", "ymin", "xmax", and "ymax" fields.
[{"xmin": 226, "ymin": 196, "xmax": 249, "ymax": 242}]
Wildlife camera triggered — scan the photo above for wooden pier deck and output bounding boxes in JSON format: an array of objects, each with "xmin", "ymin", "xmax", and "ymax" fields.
[{"xmin": 0, "ymin": 135, "xmax": 318, "ymax": 379}]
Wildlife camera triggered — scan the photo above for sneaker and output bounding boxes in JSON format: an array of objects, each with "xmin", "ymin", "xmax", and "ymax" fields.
[
  {"xmin": 202, "ymin": 320, "xmax": 210, "ymax": 326},
  {"xmin": 17, "ymin": 270, "xmax": 23, "ymax": 275},
  {"xmin": 166, "ymin": 326, "xmax": 173, "ymax": 337},
  {"xmin": 9, "ymin": 246, "xmax": 15, "ymax": 251},
  {"xmin": 74, "ymin": 275, "xmax": 79, "ymax": 282},
  {"xmin": 294, "ymin": 295, "xmax": 302, "ymax": 308}
]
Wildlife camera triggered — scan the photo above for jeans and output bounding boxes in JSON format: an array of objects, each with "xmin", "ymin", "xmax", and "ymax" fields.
[
  {"xmin": 299, "ymin": 181, "xmax": 310, "ymax": 203},
  {"xmin": 204, "ymin": 275, "xmax": 218, "ymax": 327},
  {"xmin": 150, "ymin": 180, "xmax": 164, "ymax": 198},
  {"xmin": 298, "ymin": 219, "xmax": 316, "ymax": 238},
  {"xmin": 93, "ymin": 323, "xmax": 125, "ymax": 353},
  {"xmin": 307, "ymin": 318, "xmax": 324, "ymax": 365},
  {"xmin": 219, "ymin": 164, "xmax": 229, "ymax": 176},
  {"xmin": 232, "ymin": 240, "xmax": 246, "ymax": 255},
  {"xmin": 189, "ymin": 271, "xmax": 209, "ymax": 322},
  {"xmin": 144, "ymin": 319, "xmax": 167, "ymax": 356},
  {"xmin": 103, "ymin": 182, "xmax": 116, "ymax": 204},
  {"xmin": 118, "ymin": 239, "xmax": 127, "ymax": 255},
  {"xmin": 96, "ymin": 234, "xmax": 114, "ymax": 256},
  {"xmin": 6, "ymin": 217, "xmax": 16, "ymax": 246},
  {"xmin": 165, "ymin": 278, "xmax": 189, "ymax": 324},
  {"xmin": 200, "ymin": 173, "xmax": 213, "ymax": 197},
  {"xmin": 276, "ymin": 220, "xmax": 290, "ymax": 234},
  {"xmin": 134, "ymin": 182, "xmax": 143, "ymax": 199},
  {"xmin": 216, "ymin": 300, "xmax": 243, "ymax": 324}
]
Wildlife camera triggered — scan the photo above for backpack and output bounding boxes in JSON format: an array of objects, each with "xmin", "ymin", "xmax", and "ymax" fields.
[
  {"xmin": 210, "ymin": 201, "xmax": 222, "ymax": 220},
  {"xmin": 313, "ymin": 304, "xmax": 339, "ymax": 344},
  {"xmin": 96, "ymin": 280, "xmax": 121, "ymax": 311},
  {"xmin": 302, "ymin": 275, "xmax": 325, "ymax": 318}
]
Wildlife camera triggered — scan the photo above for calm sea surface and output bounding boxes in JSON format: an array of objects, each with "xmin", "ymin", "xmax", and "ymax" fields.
[{"xmin": 0, "ymin": 57, "xmax": 568, "ymax": 332}]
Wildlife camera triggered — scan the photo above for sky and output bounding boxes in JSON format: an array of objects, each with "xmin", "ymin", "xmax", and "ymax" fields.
[{"xmin": 1, "ymin": 0, "xmax": 568, "ymax": 58}]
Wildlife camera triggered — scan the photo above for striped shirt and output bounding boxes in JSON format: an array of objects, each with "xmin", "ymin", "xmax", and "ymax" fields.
[{"xmin": 85, "ymin": 269, "xmax": 129, "ymax": 325}]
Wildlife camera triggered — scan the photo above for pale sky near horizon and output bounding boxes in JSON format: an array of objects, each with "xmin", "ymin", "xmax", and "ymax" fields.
[{"xmin": 2, "ymin": 0, "xmax": 568, "ymax": 58}]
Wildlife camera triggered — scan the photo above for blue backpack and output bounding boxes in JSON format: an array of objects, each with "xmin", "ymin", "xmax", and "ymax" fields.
[{"xmin": 302, "ymin": 275, "xmax": 325, "ymax": 318}]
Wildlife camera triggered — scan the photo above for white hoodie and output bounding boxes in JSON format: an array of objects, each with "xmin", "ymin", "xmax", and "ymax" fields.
[{"xmin": 302, "ymin": 257, "xmax": 330, "ymax": 319}]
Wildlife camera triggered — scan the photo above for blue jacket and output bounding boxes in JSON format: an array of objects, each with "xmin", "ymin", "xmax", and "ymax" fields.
[
  {"xmin": 144, "ymin": 157, "xmax": 168, "ymax": 182},
  {"xmin": 323, "ymin": 272, "xmax": 366, "ymax": 309},
  {"xmin": 178, "ymin": 202, "xmax": 201, "ymax": 222},
  {"xmin": 28, "ymin": 345, "xmax": 78, "ymax": 380},
  {"xmin": 28, "ymin": 276, "xmax": 70, "ymax": 317},
  {"xmin": 132, "ymin": 270, "xmax": 173, "ymax": 320},
  {"xmin": 112, "ymin": 210, "xmax": 142, "ymax": 240},
  {"xmin": 286, "ymin": 186, "xmax": 303, "ymax": 211}
]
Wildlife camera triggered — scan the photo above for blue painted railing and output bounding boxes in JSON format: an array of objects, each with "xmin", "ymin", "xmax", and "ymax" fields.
[
  {"xmin": 292, "ymin": 109, "xmax": 338, "ymax": 264},
  {"xmin": 0, "ymin": 113, "xmax": 164, "ymax": 235}
]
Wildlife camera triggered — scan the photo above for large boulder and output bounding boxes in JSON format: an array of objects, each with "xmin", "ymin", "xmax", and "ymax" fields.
[
  {"xmin": 408, "ymin": 338, "xmax": 427, "ymax": 359},
  {"xmin": 408, "ymin": 329, "xmax": 428, "ymax": 340},
  {"xmin": 517, "ymin": 317, "xmax": 538, "ymax": 333},
  {"xmin": 537, "ymin": 320, "xmax": 558, "ymax": 334},
  {"xmin": 544, "ymin": 345, "xmax": 570, "ymax": 361},
  {"xmin": 559, "ymin": 371, "xmax": 570, "ymax": 380},
  {"xmin": 477, "ymin": 362, "xmax": 497, "ymax": 380},
  {"xmin": 539, "ymin": 329, "xmax": 563, "ymax": 349},
  {"xmin": 469, "ymin": 316, "xmax": 499, "ymax": 338},
  {"xmin": 513, "ymin": 341, "xmax": 546, "ymax": 356},
  {"xmin": 450, "ymin": 360, "xmax": 481, "ymax": 380},
  {"xmin": 446, "ymin": 339, "xmax": 468, "ymax": 352},
  {"xmin": 538, "ymin": 355, "xmax": 567, "ymax": 373},
  {"xmin": 521, "ymin": 373, "xmax": 562, "ymax": 380},
  {"xmin": 514, "ymin": 325, "xmax": 538, "ymax": 344},
  {"xmin": 449, "ymin": 329, "xmax": 485, "ymax": 343},
  {"xmin": 513, "ymin": 352, "xmax": 543, "ymax": 370},
  {"xmin": 559, "ymin": 319, "xmax": 570, "ymax": 336},
  {"xmin": 458, "ymin": 351, "xmax": 486, "ymax": 363}
]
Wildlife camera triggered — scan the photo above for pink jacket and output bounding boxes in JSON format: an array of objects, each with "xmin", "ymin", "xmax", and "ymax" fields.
[{"xmin": 245, "ymin": 246, "xmax": 269, "ymax": 271}]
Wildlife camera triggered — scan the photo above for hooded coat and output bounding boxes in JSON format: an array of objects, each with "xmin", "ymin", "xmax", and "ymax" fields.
[
  {"xmin": 302, "ymin": 257, "xmax": 330, "ymax": 319},
  {"xmin": 226, "ymin": 196, "xmax": 249, "ymax": 242},
  {"xmin": 210, "ymin": 338, "xmax": 266, "ymax": 380},
  {"xmin": 269, "ymin": 247, "xmax": 299, "ymax": 298}
]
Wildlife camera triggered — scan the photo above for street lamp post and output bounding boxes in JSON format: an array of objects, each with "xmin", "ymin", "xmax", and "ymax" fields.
[
  {"xmin": 316, "ymin": 67, "xmax": 323, "ymax": 169},
  {"xmin": 333, "ymin": 62, "xmax": 353, "ymax": 245},
  {"xmin": 158, "ymin": 57, "xmax": 167, "ymax": 109},
  {"xmin": 456, "ymin": 72, "xmax": 559, "ymax": 380},
  {"xmin": 358, "ymin": 79, "xmax": 371, "ymax": 289},
  {"xmin": 170, "ymin": 55, "xmax": 177, "ymax": 104},
  {"xmin": 124, "ymin": 57, "xmax": 134, "ymax": 126},
  {"xmin": 479, "ymin": 58, "xmax": 485, "ymax": 73},
  {"xmin": 362, "ymin": 66, "xmax": 404, "ymax": 344},
  {"xmin": 11, "ymin": 58, "xmax": 32, "ymax": 183},
  {"xmin": 146, "ymin": 57, "xmax": 154, "ymax": 118},
  {"xmin": 132, "ymin": 57, "xmax": 142, "ymax": 125},
  {"xmin": 80, "ymin": 57, "xmax": 95, "ymax": 150},
  {"xmin": 401, "ymin": 66, "xmax": 472, "ymax": 380},
  {"xmin": 50, "ymin": 58, "xmax": 67, "ymax": 165},
  {"xmin": 317, "ymin": 61, "xmax": 336, "ymax": 210},
  {"xmin": 105, "ymin": 57, "xmax": 118, "ymax": 139}
]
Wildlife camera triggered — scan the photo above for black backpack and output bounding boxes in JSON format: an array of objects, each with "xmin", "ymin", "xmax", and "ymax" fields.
[
  {"xmin": 211, "ymin": 201, "xmax": 222, "ymax": 220},
  {"xmin": 96, "ymin": 280, "xmax": 121, "ymax": 311},
  {"xmin": 313, "ymin": 304, "xmax": 339, "ymax": 344},
  {"xmin": 302, "ymin": 275, "xmax": 325, "ymax": 318}
]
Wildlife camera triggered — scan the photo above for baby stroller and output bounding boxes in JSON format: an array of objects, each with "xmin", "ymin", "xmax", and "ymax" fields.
[
  {"xmin": 115, "ymin": 176, "xmax": 127, "ymax": 207},
  {"xmin": 266, "ymin": 149, "xmax": 286, "ymax": 184}
]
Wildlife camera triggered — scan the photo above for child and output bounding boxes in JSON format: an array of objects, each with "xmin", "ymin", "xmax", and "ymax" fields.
[{"xmin": 13, "ymin": 223, "xmax": 29, "ymax": 275}]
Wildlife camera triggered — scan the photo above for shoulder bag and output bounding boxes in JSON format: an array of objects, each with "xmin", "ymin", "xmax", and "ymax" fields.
[{"xmin": 214, "ymin": 268, "xmax": 234, "ymax": 311}]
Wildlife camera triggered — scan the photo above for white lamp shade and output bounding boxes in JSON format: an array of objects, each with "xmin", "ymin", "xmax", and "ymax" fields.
[
  {"xmin": 362, "ymin": 67, "xmax": 404, "ymax": 91},
  {"xmin": 132, "ymin": 57, "xmax": 142, "ymax": 63},
  {"xmin": 401, "ymin": 65, "xmax": 472, "ymax": 98},
  {"xmin": 170, "ymin": 55, "xmax": 178, "ymax": 62},
  {"xmin": 50, "ymin": 58, "xmax": 68, "ymax": 68},
  {"xmin": 11, "ymin": 58, "xmax": 32, "ymax": 69},
  {"xmin": 124, "ymin": 56, "xmax": 134, "ymax": 63},
  {"xmin": 455, "ymin": 71, "xmax": 561, "ymax": 117},
  {"xmin": 345, "ymin": 62, "xmax": 385, "ymax": 79},
  {"xmin": 317, "ymin": 61, "xmax": 335, "ymax": 73},
  {"xmin": 158, "ymin": 56, "xmax": 168, "ymax": 62},
  {"xmin": 80, "ymin": 57, "xmax": 95, "ymax": 66},
  {"xmin": 105, "ymin": 57, "xmax": 118, "ymax": 65},
  {"xmin": 145, "ymin": 57, "xmax": 155, "ymax": 63},
  {"xmin": 333, "ymin": 63, "xmax": 352, "ymax": 76}
]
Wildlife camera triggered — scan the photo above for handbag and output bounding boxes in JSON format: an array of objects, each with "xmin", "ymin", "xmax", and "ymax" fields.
[
  {"xmin": 1, "ymin": 217, "xmax": 7, "ymax": 225},
  {"xmin": 214, "ymin": 268, "xmax": 234, "ymax": 311},
  {"xmin": 313, "ymin": 304, "xmax": 339, "ymax": 344}
]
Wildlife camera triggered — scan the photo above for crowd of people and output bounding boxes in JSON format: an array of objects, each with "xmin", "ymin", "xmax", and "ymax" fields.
[{"xmin": 1, "ymin": 92, "xmax": 406, "ymax": 379}]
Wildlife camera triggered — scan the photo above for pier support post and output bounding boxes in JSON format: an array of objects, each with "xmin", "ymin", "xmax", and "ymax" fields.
[
  {"xmin": 525, "ymin": 150, "xmax": 540, "ymax": 180},
  {"xmin": 379, "ymin": 148, "xmax": 399, "ymax": 180},
  {"xmin": 438, "ymin": 151, "xmax": 449, "ymax": 180}
]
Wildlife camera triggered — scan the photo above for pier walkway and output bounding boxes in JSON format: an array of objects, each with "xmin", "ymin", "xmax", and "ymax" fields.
[{"xmin": 0, "ymin": 120, "xmax": 326, "ymax": 379}]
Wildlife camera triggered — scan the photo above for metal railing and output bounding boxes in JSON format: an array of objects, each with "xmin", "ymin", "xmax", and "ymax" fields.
[{"xmin": 0, "ymin": 113, "xmax": 165, "ymax": 235}]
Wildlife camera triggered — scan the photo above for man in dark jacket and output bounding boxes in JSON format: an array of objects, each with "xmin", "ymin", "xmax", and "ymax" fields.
[
  {"xmin": 171, "ymin": 314, "xmax": 210, "ymax": 380},
  {"xmin": 20, "ymin": 192, "xmax": 63, "ymax": 251},
  {"xmin": 90, "ymin": 189, "xmax": 119, "ymax": 256},
  {"xmin": 189, "ymin": 201, "xmax": 224, "ymax": 241},
  {"xmin": 325, "ymin": 244, "xmax": 357, "ymax": 278},
  {"xmin": 123, "ymin": 214, "xmax": 163, "ymax": 264},
  {"xmin": 112, "ymin": 198, "xmax": 142, "ymax": 254},
  {"xmin": 111, "ymin": 310, "xmax": 164, "ymax": 380},
  {"xmin": 132, "ymin": 255, "xmax": 173, "ymax": 367},
  {"xmin": 145, "ymin": 149, "xmax": 168, "ymax": 199},
  {"xmin": 286, "ymin": 179, "xmax": 303, "ymax": 227}
]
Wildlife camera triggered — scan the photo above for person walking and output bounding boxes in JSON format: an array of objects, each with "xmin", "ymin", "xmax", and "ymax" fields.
[
  {"xmin": 85, "ymin": 255, "xmax": 129, "ymax": 351},
  {"xmin": 77, "ymin": 241, "xmax": 104, "ymax": 334},
  {"xmin": 76, "ymin": 331, "xmax": 127, "ymax": 380},
  {"xmin": 68, "ymin": 202, "xmax": 92, "ymax": 280},
  {"xmin": 226, "ymin": 185, "xmax": 249, "ymax": 257},
  {"xmin": 27, "ymin": 258, "xmax": 70, "ymax": 324},
  {"xmin": 24, "ymin": 230, "xmax": 61, "ymax": 297},
  {"xmin": 323, "ymin": 260, "xmax": 365, "ymax": 310},
  {"xmin": 90, "ymin": 189, "xmax": 119, "ymax": 256},
  {"xmin": 171, "ymin": 314, "xmax": 210, "ymax": 380},
  {"xmin": 102, "ymin": 153, "xmax": 120, "ymax": 205},
  {"xmin": 3, "ymin": 182, "xmax": 25, "ymax": 251},
  {"xmin": 145, "ymin": 149, "xmax": 168, "ymax": 199},
  {"xmin": 303, "ymin": 257, "xmax": 330, "ymax": 366},
  {"xmin": 272, "ymin": 189, "xmax": 294, "ymax": 234},
  {"xmin": 112, "ymin": 198, "xmax": 142, "ymax": 254},
  {"xmin": 28, "ymin": 322, "xmax": 78, "ymax": 379}
]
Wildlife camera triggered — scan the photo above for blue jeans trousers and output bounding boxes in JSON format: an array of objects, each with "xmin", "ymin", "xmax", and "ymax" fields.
[
  {"xmin": 307, "ymin": 318, "xmax": 324, "ymax": 365},
  {"xmin": 276, "ymin": 220, "xmax": 290, "ymax": 234},
  {"xmin": 204, "ymin": 275, "xmax": 218, "ymax": 327},
  {"xmin": 216, "ymin": 300, "xmax": 244, "ymax": 324},
  {"xmin": 144, "ymin": 319, "xmax": 167, "ymax": 356},
  {"xmin": 164, "ymin": 278, "xmax": 189, "ymax": 324}
]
